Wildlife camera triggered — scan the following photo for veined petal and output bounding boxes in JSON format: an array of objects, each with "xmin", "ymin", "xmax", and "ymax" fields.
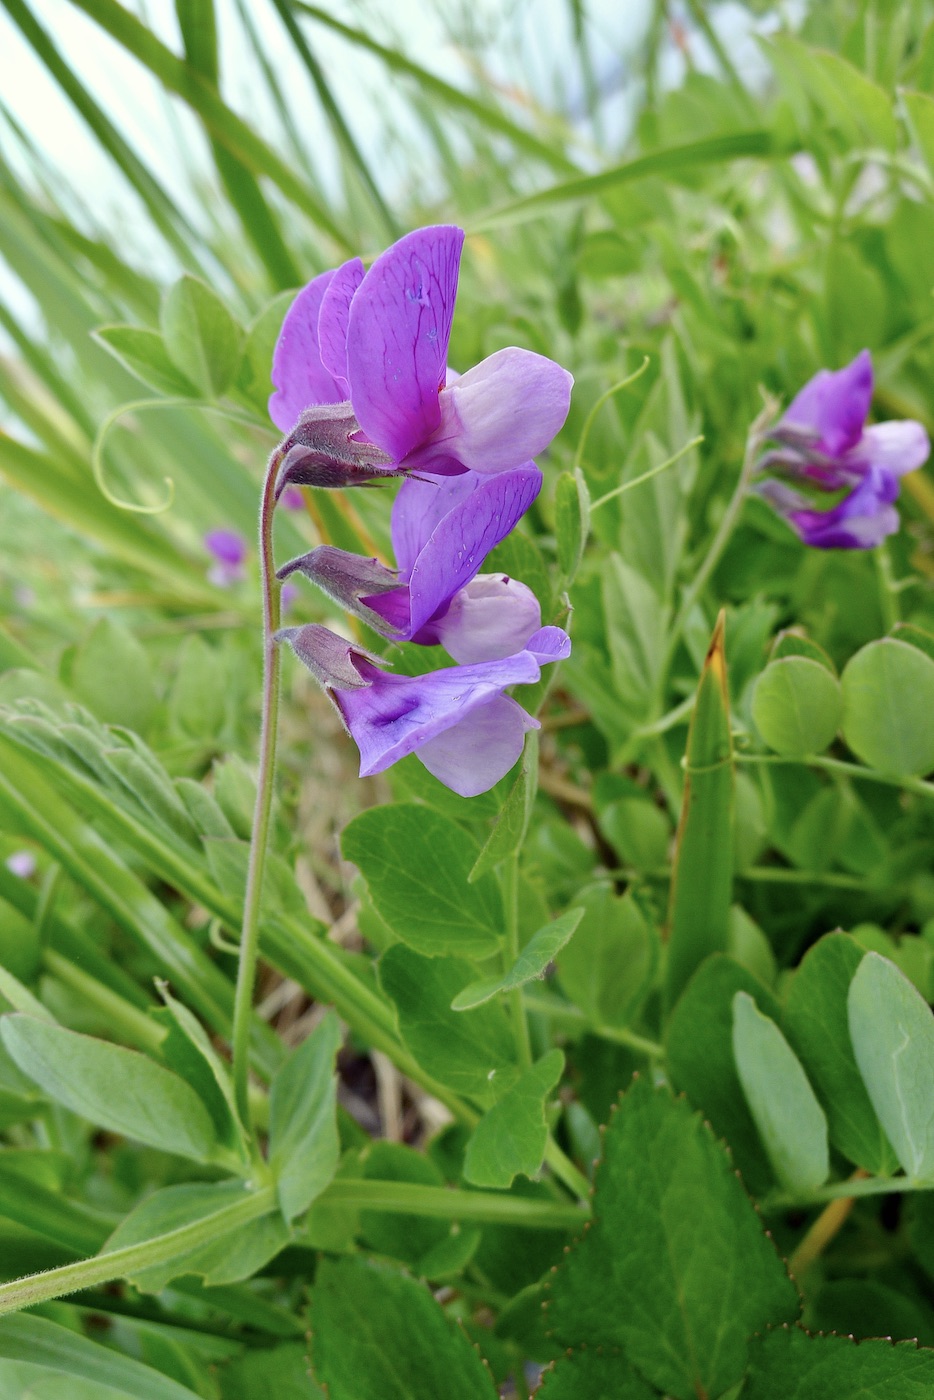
[
  {"xmin": 853, "ymin": 420, "xmax": 931, "ymax": 477},
  {"xmin": 432, "ymin": 575, "xmax": 542, "ymax": 663},
  {"xmin": 781, "ymin": 349, "xmax": 872, "ymax": 457},
  {"xmin": 334, "ymin": 651, "xmax": 541, "ymax": 778},
  {"xmin": 318, "ymin": 257, "xmax": 364, "ymax": 389},
  {"xmin": 786, "ymin": 465, "xmax": 901, "ymax": 550},
  {"xmin": 269, "ymin": 270, "xmax": 345, "ymax": 433},
  {"xmin": 418, "ymin": 348, "xmax": 573, "ymax": 475},
  {"xmin": 416, "ymin": 695, "xmax": 538, "ymax": 796},
  {"xmin": 525, "ymin": 626, "xmax": 572, "ymax": 663},
  {"xmin": 346, "ymin": 225, "xmax": 464, "ymax": 461}
]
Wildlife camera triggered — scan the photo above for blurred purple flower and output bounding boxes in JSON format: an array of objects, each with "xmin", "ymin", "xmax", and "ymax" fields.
[
  {"xmin": 269, "ymin": 226, "xmax": 572, "ymax": 492},
  {"xmin": 280, "ymin": 581, "xmax": 300, "ymax": 615},
  {"xmin": 205, "ymin": 529, "xmax": 248, "ymax": 587},
  {"xmin": 279, "ymin": 486, "xmax": 305, "ymax": 511},
  {"xmin": 757, "ymin": 350, "xmax": 930, "ymax": 549},
  {"xmin": 5, "ymin": 851, "xmax": 36, "ymax": 879},
  {"xmin": 278, "ymin": 624, "xmax": 570, "ymax": 797},
  {"xmin": 279, "ymin": 464, "xmax": 542, "ymax": 654}
]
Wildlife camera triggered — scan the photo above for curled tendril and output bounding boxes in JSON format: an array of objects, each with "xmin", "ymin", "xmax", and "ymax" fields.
[
  {"xmin": 572, "ymin": 356, "xmax": 651, "ymax": 476},
  {"xmin": 208, "ymin": 918, "xmax": 241, "ymax": 956},
  {"xmin": 92, "ymin": 397, "xmax": 276, "ymax": 514}
]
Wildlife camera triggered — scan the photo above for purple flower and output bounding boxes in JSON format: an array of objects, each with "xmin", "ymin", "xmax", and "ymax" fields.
[
  {"xmin": 278, "ymin": 624, "xmax": 570, "ymax": 797},
  {"xmin": 279, "ymin": 464, "xmax": 542, "ymax": 651},
  {"xmin": 5, "ymin": 850, "xmax": 36, "ymax": 879},
  {"xmin": 205, "ymin": 529, "xmax": 248, "ymax": 587},
  {"xmin": 269, "ymin": 226, "xmax": 572, "ymax": 491},
  {"xmin": 757, "ymin": 350, "xmax": 930, "ymax": 549}
]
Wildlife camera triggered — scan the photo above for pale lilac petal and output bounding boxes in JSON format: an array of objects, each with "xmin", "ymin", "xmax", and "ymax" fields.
[
  {"xmin": 432, "ymin": 575, "xmax": 541, "ymax": 663},
  {"xmin": 317, "ymin": 257, "xmax": 364, "ymax": 390},
  {"xmin": 525, "ymin": 626, "xmax": 572, "ymax": 663},
  {"xmin": 345, "ymin": 226, "xmax": 464, "ymax": 461},
  {"xmin": 334, "ymin": 651, "xmax": 541, "ymax": 778},
  {"xmin": 391, "ymin": 470, "xmax": 483, "ymax": 576},
  {"xmin": 269, "ymin": 271, "xmax": 345, "ymax": 432},
  {"xmin": 786, "ymin": 466, "xmax": 901, "ymax": 550},
  {"xmin": 5, "ymin": 851, "xmax": 36, "ymax": 879},
  {"xmin": 781, "ymin": 349, "xmax": 872, "ymax": 457},
  {"xmin": 416, "ymin": 695, "xmax": 538, "ymax": 796},
  {"xmin": 853, "ymin": 420, "xmax": 931, "ymax": 477},
  {"xmin": 415, "ymin": 348, "xmax": 573, "ymax": 475}
]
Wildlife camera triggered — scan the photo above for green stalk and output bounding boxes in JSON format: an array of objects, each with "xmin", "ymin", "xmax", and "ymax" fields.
[
  {"xmin": 231, "ymin": 451, "xmax": 283, "ymax": 1131},
  {"xmin": 314, "ymin": 1178, "xmax": 587, "ymax": 1230},
  {"xmin": 0, "ymin": 1186, "xmax": 276, "ymax": 1317},
  {"xmin": 502, "ymin": 855, "xmax": 532, "ymax": 1071},
  {"xmin": 737, "ymin": 752, "xmax": 934, "ymax": 802}
]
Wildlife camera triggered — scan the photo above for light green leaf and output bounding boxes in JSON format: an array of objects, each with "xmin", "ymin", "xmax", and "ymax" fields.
[
  {"xmin": 903, "ymin": 89, "xmax": 934, "ymax": 181},
  {"xmin": 732, "ymin": 992, "xmax": 829, "ymax": 1195},
  {"xmin": 463, "ymin": 1050, "xmax": 564, "ymax": 1188},
  {"xmin": 343, "ymin": 805, "xmax": 504, "ymax": 959},
  {"xmin": 0, "ymin": 1014, "xmax": 219, "ymax": 1164},
  {"xmin": 67, "ymin": 619, "xmax": 157, "ymax": 735},
  {"xmin": 848, "ymin": 952, "xmax": 934, "ymax": 1180},
  {"xmin": 841, "ymin": 639, "xmax": 934, "ymax": 777},
  {"xmin": 452, "ymin": 908, "xmax": 584, "ymax": 1010},
  {"xmin": 0, "ymin": 1314, "xmax": 201, "ymax": 1400},
  {"xmin": 161, "ymin": 275, "xmax": 242, "ymax": 398},
  {"xmin": 93, "ymin": 325, "xmax": 198, "ymax": 396},
  {"xmin": 156, "ymin": 983, "xmax": 247, "ymax": 1162},
  {"xmin": 752, "ymin": 657, "xmax": 842, "ymax": 758},
  {"xmin": 554, "ymin": 469, "xmax": 590, "ymax": 582},
  {"xmin": 556, "ymin": 888, "xmax": 655, "ymax": 1028},
  {"xmin": 268, "ymin": 1010, "xmax": 342, "ymax": 1221}
]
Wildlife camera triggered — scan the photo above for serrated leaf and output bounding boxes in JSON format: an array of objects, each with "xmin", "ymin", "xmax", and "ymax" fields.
[
  {"xmin": 744, "ymin": 1327, "xmax": 934, "ymax": 1397},
  {"xmin": 848, "ymin": 952, "xmax": 934, "ymax": 1180},
  {"xmin": 101, "ymin": 1181, "xmax": 288, "ymax": 1290},
  {"xmin": 379, "ymin": 946, "xmax": 514, "ymax": 1100},
  {"xmin": 546, "ymin": 1078, "xmax": 798, "ymax": 1399},
  {"xmin": 469, "ymin": 732, "xmax": 538, "ymax": 882},
  {"xmin": 463, "ymin": 1050, "xmax": 564, "ymax": 1188},
  {"xmin": 310, "ymin": 1257, "xmax": 498, "ymax": 1400},
  {"xmin": 343, "ymin": 804, "xmax": 504, "ymax": 959},
  {"xmin": 0, "ymin": 1014, "xmax": 219, "ymax": 1164},
  {"xmin": 452, "ymin": 908, "xmax": 583, "ymax": 1010},
  {"xmin": 93, "ymin": 324, "xmax": 199, "ymax": 396},
  {"xmin": 732, "ymin": 991, "xmax": 829, "ymax": 1195},
  {"xmin": 537, "ymin": 1348, "xmax": 657, "ymax": 1399},
  {"xmin": 161, "ymin": 274, "xmax": 242, "ymax": 397},
  {"xmin": 268, "ymin": 1010, "xmax": 341, "ymax": 1220},
  {"xmin": 782, "ymin": 934, "xmax": 898, "ymax": 1176}
]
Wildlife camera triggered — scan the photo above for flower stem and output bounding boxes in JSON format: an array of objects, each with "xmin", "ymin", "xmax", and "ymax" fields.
[
  {"xmin": 502, "ymin": 854, "xmax": 533, "ymax": 1071},
  {"xmin": 231, "ymin": 450, "xmax": 284, "ymax": 1133}
]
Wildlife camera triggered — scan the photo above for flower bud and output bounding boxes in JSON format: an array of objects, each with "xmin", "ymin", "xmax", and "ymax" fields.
[
  {"xmin": 277, "ymin": 546, "xmax": 402, "ymax": 635},
  {"xmin": 275, "ymin": 624, "xmax": 386, "ymax": 690},
  {"xmin": 275, "ymin": 403, "xmax": 396, "ymax": 494}
]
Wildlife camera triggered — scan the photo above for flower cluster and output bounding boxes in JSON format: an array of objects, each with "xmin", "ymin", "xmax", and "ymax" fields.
[
  {"xmin": 267, "ymin": 225, "xmax": 573, "ymax": 797},
  {"xmin": 757, "ymin": 350, "xmax": 929, "ymax": 549}
]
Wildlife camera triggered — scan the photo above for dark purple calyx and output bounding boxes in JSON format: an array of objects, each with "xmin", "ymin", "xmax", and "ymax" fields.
[
  {"xmin": 277, "ymin": 546, "xmax": 403, "ymax": 636},
  {"xmin": 275, "ymin": 624, "xmax": 388, "ymax": 690},
  {"xmin": 275, "ymin": 403, "xmax": 397, "ymax": 493}
]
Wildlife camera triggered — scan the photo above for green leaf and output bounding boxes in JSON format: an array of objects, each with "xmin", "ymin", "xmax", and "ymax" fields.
[
  {"xmin": 310, "ymin": 1257, "xmax": 498, "ymax": 1400},
  {"xmin": 556, "ymin": 888, "xmax": 655, "ymax": 1028},
  {"xmin": 666, "ymin": 614, "xmax": 734, "ymax": 1010},
  {"xmin": 342, "ymin": 804, "xmax": 504, "ymax": 959},
  {"xmin": 167, "ymin": 635, "xmax": 229, "ymax": 741},
  {"xmin": 732, "ymin": 991, "xmax": 829, "ymax": 1195},
  {"xmin": 379, "ymin": 946, "xmax": 514, "ymax": 1099},
  {"xmin": 890, "ymin": 621, "xmax": 934, "ymax": 663},
  {"xmin": 752, "ymin": 657, "xmax": 842, "ymax": 757},
  {"xmin": 841, "ymin": 639, "xmax": 934, "ymax": 777},
  {"xmin": 666, "ymin": 954, "xmax": 780, "ymax": 1195},
  {"xmin": 546, "ymin": 1078, "xmax": 798, "ymax": 1399},
  {"xmin": 156, "ymin": 983, "xmax": 247, "ymax": 1161},
  {"xmin": 768, "ymin": 36, "xmax": 897, "ymax": 149},
  {"xmin": 782, "ymin": 933, "xmax": 898, "ymax": 1176},
  {"xmin": 101, "ymin": 1181, "xmax": 288, "ymax": 1290},
  {"xmin": 601, "ymin": 553, "xmax": 667, "ymax": 727},
  {"xmin": 0, "ymin": 1014, "xmax": 220, "ymax": 1164},
  {"xmin": 848, "ymin": 952, "xmax": 934, "ymax": 1180},
  {"xmin": 468, "ymin": 733, "xmax": 538, "ymax": 882},
  {"xmin": 744, "ymin": 1327, "xmax": 934, "ymax": 1397},
  {"xmin": 463, "ymin": 1050, "xmax": 564, "ymax": 1188},
  {"xmin": 452, "ymin": 908, "xmax": 583, "ymax": 1010},
  {"xmin": 537, "ymin": 1349, "xmax": 657, "ymax": 1399},
  {"xmin": 770, "ymin": 631, "xmax": 836, "ymax": 672},
  {"xmin": 554, "ymin": 469, "xmax": 591, "ymax": 582},
  {"xmin": 93, "ymin": 324, "xmax": 199, "ymax": 396},
  {"xmin": 903, "ymin": 89, "xmax": 934, "ymax": 181},
  {"xmin": 67, "ymin": 619, "xmax": 157, "ymax": 735},
  {"xmin": 161, "ymin": 275, "xmax": 242, "ymax": 399},
  {"xmin": 220, "ymin": 1343, "xmax": 325, "ymax": 1400},
  {"xmin": 0, "ymin": 1315, "xmax": 201, "ymax": 1400},
  {"xmin": 268, "ymin": 1010, "xmax": 341, "ymax": 1221}
]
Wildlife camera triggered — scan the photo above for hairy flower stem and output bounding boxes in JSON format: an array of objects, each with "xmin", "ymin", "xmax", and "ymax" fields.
[{"xmin": 232, "ymin": 449, "xmax": 284, "ymax": 1135}]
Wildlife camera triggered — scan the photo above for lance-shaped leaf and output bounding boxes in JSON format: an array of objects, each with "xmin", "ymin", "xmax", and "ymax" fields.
[
  {"xmin": 268, "ymin": 1010, "xmax": 342, "ymax": 1221},
  {"xmin": 665, "ymin": 611, "xmax": 734, "ymax": 1011},
  {"xmin": 451, "ymin": 907, "xmax": 583, "ymax": 1010},
  {"xmin": 0, "ymin": 1313, "xmax": 202, "ymax": 1400}
]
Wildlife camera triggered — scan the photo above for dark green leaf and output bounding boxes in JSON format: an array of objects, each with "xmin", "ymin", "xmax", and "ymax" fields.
[
  {"xmin": 268, "ymin": 1010, "xmax": 341, "ymax": 1220},
  {"xmin": 463, "ymin": 1050, "xmax": 564, "ymax": 1188},
  {"xmin": 537, "ymin": 1348, "xmax": 657, "ymax": 1399},
  {"xmin": 744, "ymin": 1327, "xmax": 934, "ymax": 1398},
  {"xmin": 556, "ymin": 887, "xmax": 655, "ymax": 1028}
]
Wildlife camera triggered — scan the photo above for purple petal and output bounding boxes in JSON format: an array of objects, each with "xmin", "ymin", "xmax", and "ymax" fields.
[
  {"xmin": 416, "ymin": 695, "xmax": 538, "ymax": 796},
  {"xmin": 786, "ymin": 466, "xmax": 901, "ymax": 550},
  {"xmin": 345, "ymin": 226, "xmax": 464, "ymax": 461},
  {"xmin": 414, "ymin": 348, "xmax": 573, "ymax": 475},
  {"xmin": 431, "ymin": 574, "xmax": 541, "ymax": 663},
  {"xmin": 334, "ymin": 650, "xmax": 541, "ymax": 778},
  {"xmin": 317, "ymin": 257, "xmax": 364, "ymax": 390},
  {"xmin": 526, "ymin": 626, "xmax": 572, "ymax": 663},
  {"xmin": 852, "ymin": 420, "xmax": 931, "ymax": 477},
  {"xmin": 368, "ymin": 467, "xmax": 542, "ymax": 639},
  {"xmin": 781, "ymin": 349, "xmax": 873, "ymax": 457},
  {"xmin": 269, "ymin": 271, "xmax": 346, "ymax": 433},
  {"xmin": 204, "ymin": 529, "xmax": 247, "ymax": 566}
]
